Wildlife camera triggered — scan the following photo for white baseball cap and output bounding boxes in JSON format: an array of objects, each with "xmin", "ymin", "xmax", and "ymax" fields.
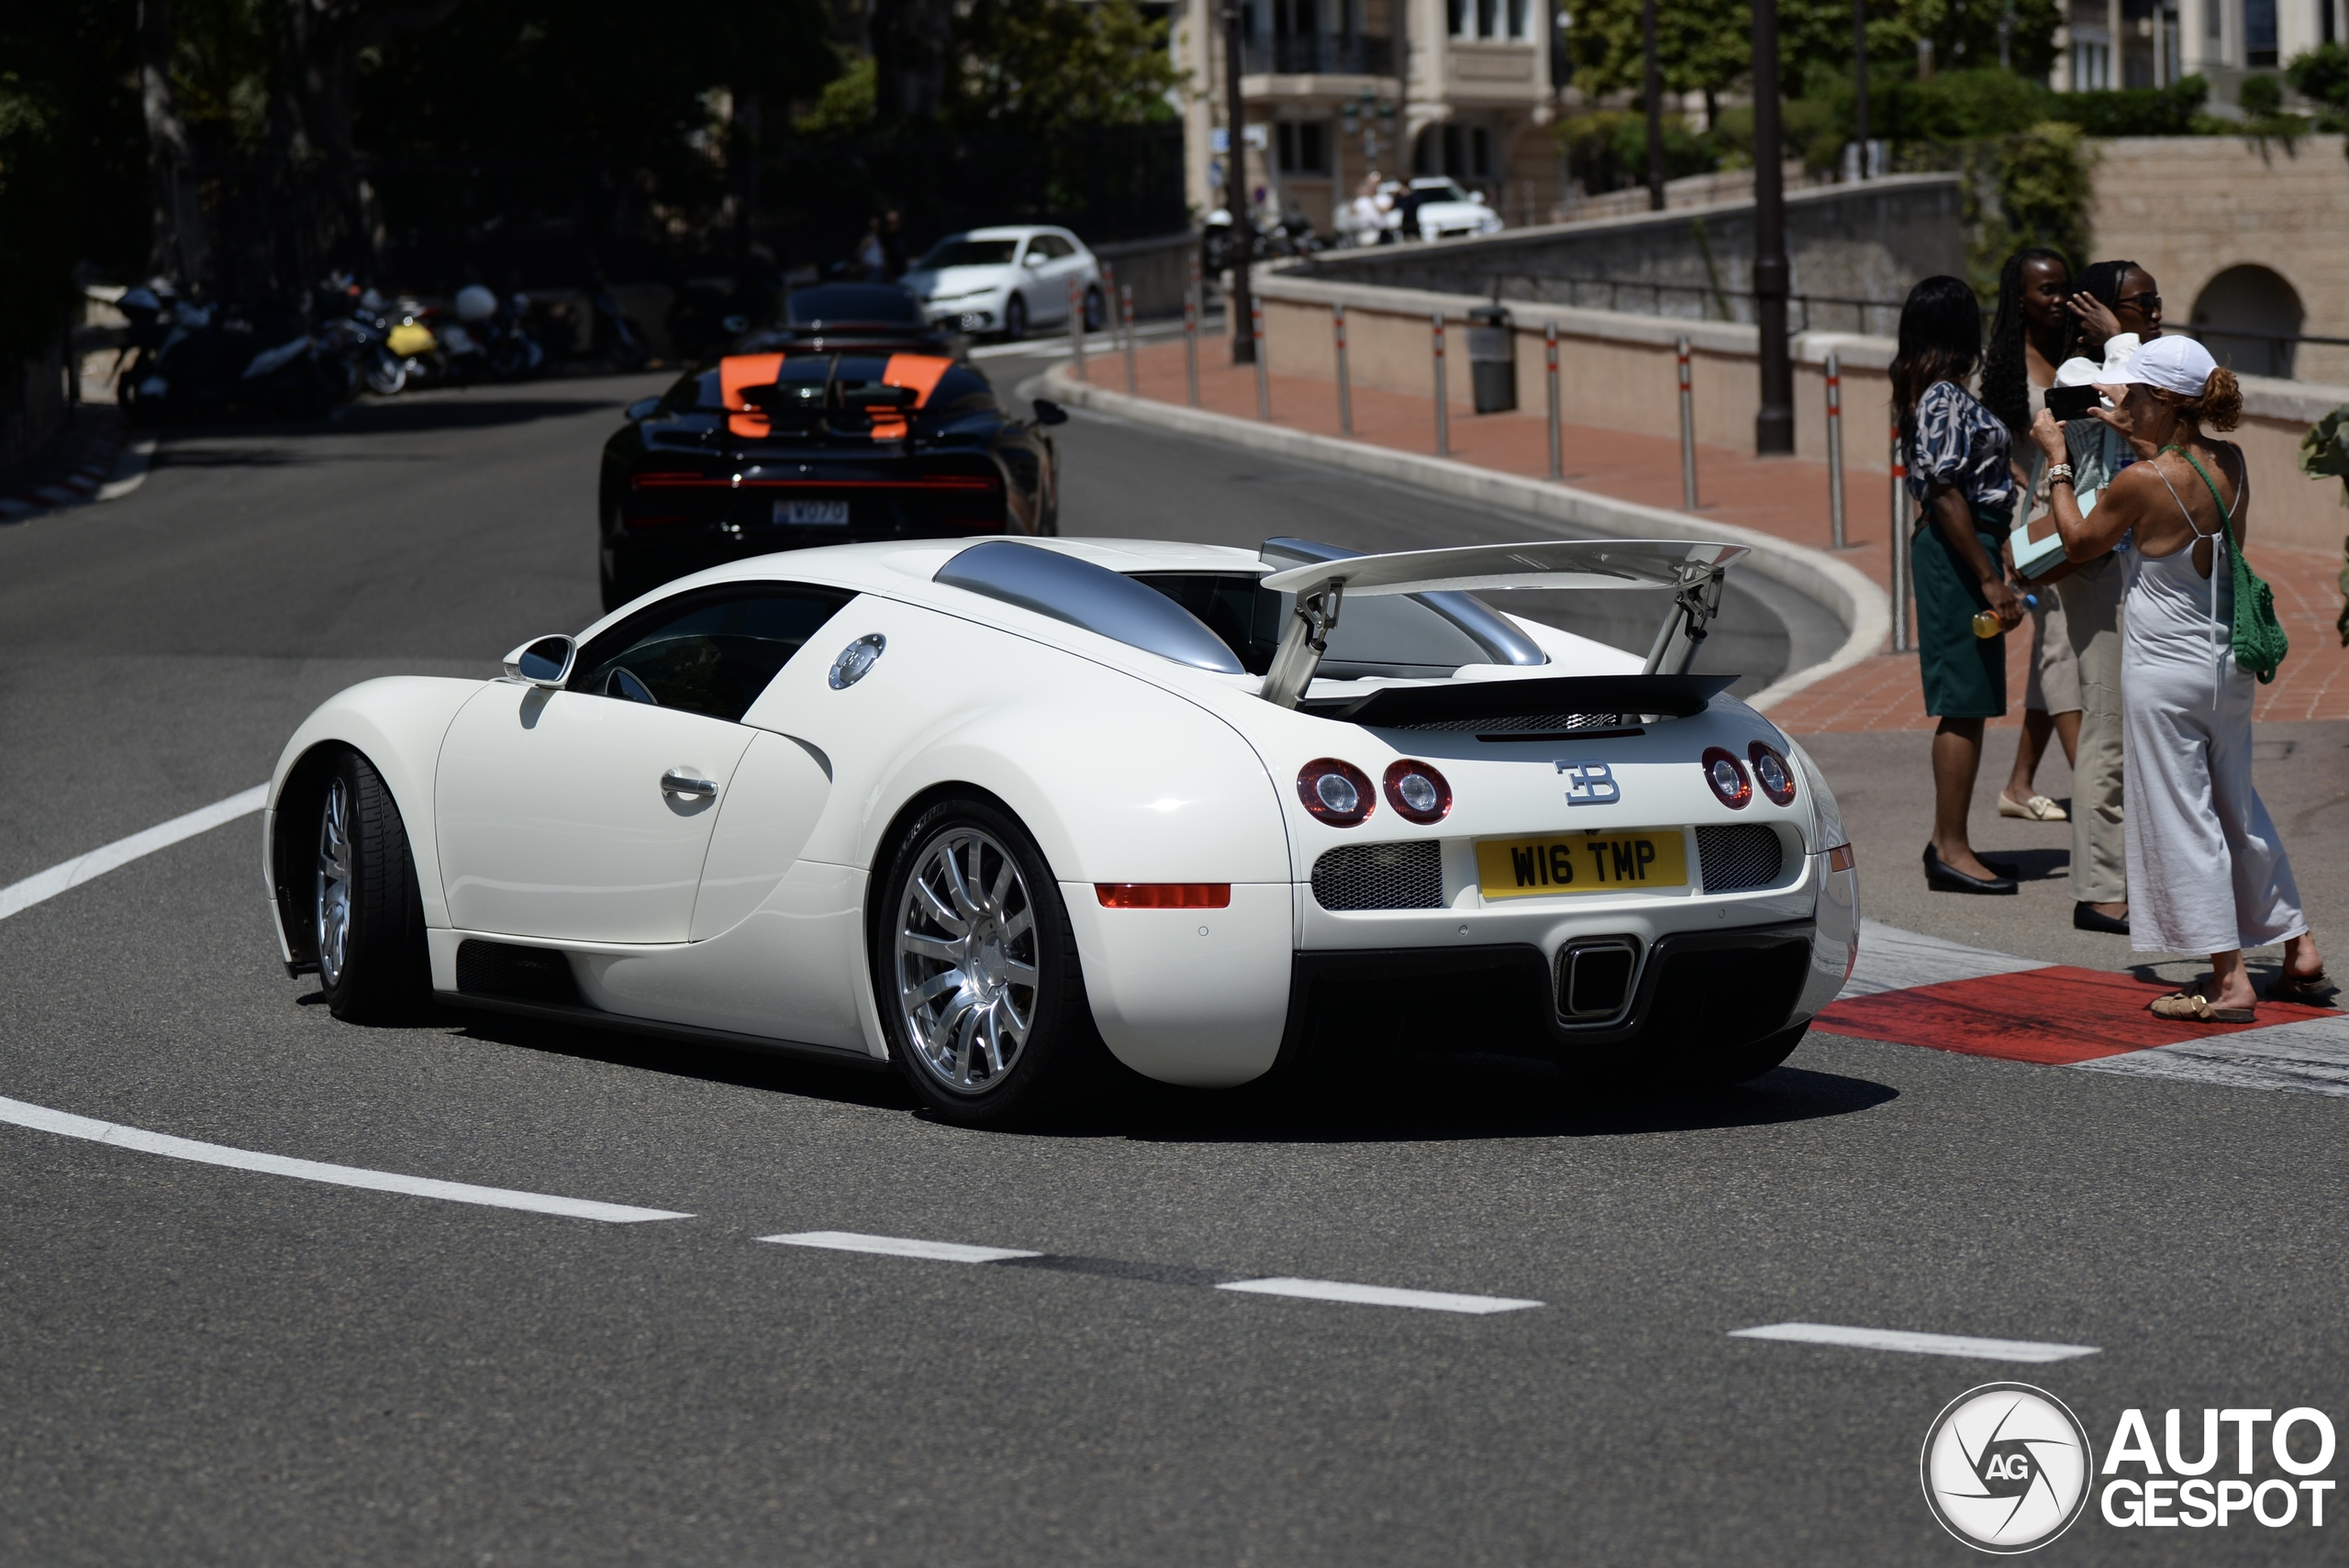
[
  {"xmin": 2108, "ymin": 332, "xmax": 2217, "ymax": 395},
  {"xmin": 2055, "ymin": 332, "xmax": 2142, "ymax": 387}
]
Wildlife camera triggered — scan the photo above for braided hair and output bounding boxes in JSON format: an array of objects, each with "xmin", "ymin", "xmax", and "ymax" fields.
[{"xmin": 1981, "ymin": 247, "xmax": 2067, "ymax": 439}]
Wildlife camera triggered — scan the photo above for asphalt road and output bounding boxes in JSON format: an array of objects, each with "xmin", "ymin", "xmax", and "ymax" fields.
[{"xmin": 2, "ymin": 369, "xmax": 2343, "ymax": 1566}]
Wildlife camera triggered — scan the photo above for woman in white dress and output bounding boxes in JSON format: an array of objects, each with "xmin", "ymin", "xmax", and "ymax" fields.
[{"xmin": 2028, "ymin": 335, "xmax": 2330, "ymax": 1020}]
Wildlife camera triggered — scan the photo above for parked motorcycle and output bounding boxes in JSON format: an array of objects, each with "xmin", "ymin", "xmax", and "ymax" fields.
[
  {"xmin": 587, "ymin": 273, "xmax": 649, "ymax": 371},
  {"xmin": 116, "ymin": 286, "xmax": 344, "ymax": 423}
]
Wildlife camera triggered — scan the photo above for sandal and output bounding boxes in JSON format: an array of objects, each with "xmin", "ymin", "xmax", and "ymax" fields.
[
  {"xmin": 2148, "ymin": 991, "xmax": 2255, "ymax": 1024},
  {"xmin": 2267, "ymin": 969, "xmax": 2339, "ymax": 1005}
]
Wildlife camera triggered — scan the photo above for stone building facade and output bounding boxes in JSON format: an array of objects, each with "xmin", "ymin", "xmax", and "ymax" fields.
[{"xmin": 1174, "ymin": 0, "xmax": 1565, "ymax": 235}]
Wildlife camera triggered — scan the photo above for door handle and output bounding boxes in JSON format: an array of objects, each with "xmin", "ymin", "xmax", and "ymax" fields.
[{"xmin": 661, "ymin": 767, "xmax": 718, "ymax": 799}]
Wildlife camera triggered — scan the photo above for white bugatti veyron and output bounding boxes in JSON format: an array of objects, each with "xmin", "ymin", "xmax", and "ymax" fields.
[{"xmin": 264, "ymin": 535, "xmax": 1860, "ymax": 1124}]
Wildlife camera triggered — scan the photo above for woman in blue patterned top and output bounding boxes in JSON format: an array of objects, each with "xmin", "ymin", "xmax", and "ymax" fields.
[{"xmin": 1893, "ymin": 275, "xmax": 2028, "ymax": 894}]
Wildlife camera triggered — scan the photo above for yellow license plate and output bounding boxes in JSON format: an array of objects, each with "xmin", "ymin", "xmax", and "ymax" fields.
[{"xmin": 1475, "ymin": 830, "xmax": 1688, "ymax": 898}]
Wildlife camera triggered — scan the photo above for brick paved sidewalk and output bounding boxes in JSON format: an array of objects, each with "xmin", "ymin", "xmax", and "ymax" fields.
[{"xmin": 1080, "ymin": 338, "xmax": 2349, "ymax": 731}]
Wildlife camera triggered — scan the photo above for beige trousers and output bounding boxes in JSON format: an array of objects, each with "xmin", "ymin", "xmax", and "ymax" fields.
[{"xmin": 2058, "ymin": 553, "xmax": 2127, "ymax": 903}]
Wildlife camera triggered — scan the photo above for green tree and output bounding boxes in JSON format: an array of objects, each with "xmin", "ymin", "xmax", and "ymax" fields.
[{"xmin": 946, "ymin": 0, "xmax": 1181, "ymax": 130}]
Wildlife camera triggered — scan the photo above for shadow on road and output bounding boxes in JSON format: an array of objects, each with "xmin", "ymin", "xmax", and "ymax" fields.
[{"xmin": 441, "ymin": 1005, "xmax": 1896, "ymax": 1145}]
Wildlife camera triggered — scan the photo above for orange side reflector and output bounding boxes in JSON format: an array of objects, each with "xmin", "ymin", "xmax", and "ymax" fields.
[
  {"xmin": 1095, "ymin": 884, "xmax": 1232, "ymax": 909},
  {"xmin": 1826, "ymin": 844, "xmax": 1856, "ymax": 873}
]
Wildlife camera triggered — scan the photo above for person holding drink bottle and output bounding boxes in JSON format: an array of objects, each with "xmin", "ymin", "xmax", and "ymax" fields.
[{"xmin": 1893, "ymin": 276, "xmax": 2028, "ymax": 894}]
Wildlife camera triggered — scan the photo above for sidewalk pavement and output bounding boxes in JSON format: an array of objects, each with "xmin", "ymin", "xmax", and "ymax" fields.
[{"xmin": 1083, "ymin": 338, "xmax": 2349, "ymax": 731}]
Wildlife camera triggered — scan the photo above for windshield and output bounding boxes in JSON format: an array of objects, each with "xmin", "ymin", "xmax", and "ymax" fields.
[
  {"xmin": 785, "ymin": 284, "xmax": 923, "ymax": 326},
  {"xmin": 1413, "ymin": 180, "xmax": 1473, "ymax": 204},
  {"xmin": 918, "ymin": 238, "xmax": 1019, "ymax": 270}
]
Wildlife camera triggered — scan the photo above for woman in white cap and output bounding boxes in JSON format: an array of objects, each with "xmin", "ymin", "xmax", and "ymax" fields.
[{"xmin": 2029, "ymin": 334, "xmax": 2330, "ymax": 1019}]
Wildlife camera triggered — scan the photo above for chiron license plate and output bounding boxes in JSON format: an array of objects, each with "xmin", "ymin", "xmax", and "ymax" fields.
[
  {"xmin": 1475, "ymin": 830, "xmax": 1688, "ymax": 899},
  {"xmin": 777, "ymin": 499, "xmax": 850, "ymax": 526}
]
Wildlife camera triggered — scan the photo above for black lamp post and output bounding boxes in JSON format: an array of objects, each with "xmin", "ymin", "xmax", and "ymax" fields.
[
  {"xmin": 1752, "ymin": 0, "xmax": 1792, "ymax": 453},
  {"xmin": 1224, "ymin": 1, "xmax": 1255, "ymax": 365},
  {"xmin": 1852, "ymin": 0, "xmax": 1869, "ymax": 178},
  {"xmin": 1642, "ymin": 0, "xmax": 1665, "ymax": 211}
]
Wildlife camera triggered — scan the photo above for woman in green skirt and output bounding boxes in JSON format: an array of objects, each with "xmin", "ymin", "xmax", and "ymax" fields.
[{"xmin": 1894, "ymin": 275, "xmax": 2029, "ymax": 894}]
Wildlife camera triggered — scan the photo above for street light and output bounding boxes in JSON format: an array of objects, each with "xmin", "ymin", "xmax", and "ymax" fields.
[
  {"xmin": 1223, "ymin": 1, "xmax": 1255, "ymax": 366},
  {"xmin": 1753, "ymin": 0, "xmax": 1793, "ymax": 453}
]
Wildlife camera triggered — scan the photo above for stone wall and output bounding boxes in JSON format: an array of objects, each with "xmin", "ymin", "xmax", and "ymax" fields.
[
  {"xmin": 2090, "ymin": 135, "xmax": 2349, "ymax": 385},
  {"xmin": 1286, "ymin": 174, "xmax": 1965, "ymax": 336}
]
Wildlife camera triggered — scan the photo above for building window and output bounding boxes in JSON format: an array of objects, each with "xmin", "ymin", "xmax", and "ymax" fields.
[
  {"xmin": 1276, "ymin": 121, "xmax": 1329, "ymax": 174},
  {"xmin": 1471, "ymin": 125, "xmax": 1491, "ymax": 176},
  {"xmin": 2071, "ymin": 36, "xmax": 2112, "ymax": 85},
  {"xmin": 2246, "ymin": 0, "xmax": 2277, "ymax": 61},
  {"xmin": 1453, "ymin": 0, "xmax": 1528, "ymax": 39}
]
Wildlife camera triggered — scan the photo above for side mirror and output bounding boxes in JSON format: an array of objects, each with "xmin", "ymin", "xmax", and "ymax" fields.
[
  {"xmin": 624, "ymin": 395, "xmax": 662, "ymax": 421},
  {"xmin": 1023, "ymin": 252, "xmax": 1046, "ymax": 270},
  {"xmin": 1031, "ymin": 398, "xmax": 1068, "ymax": 427},
  {"xmin": 503, "ymin": 635, "xmax": 576, "ymax": 688}
]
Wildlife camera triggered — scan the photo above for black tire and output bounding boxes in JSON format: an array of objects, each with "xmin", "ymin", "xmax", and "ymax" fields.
[
  {"xmin": 1003, "ymin": 295, "xmax": 1028, "ymax": 341},
  {"xmin": 871, "ymin": 796, "xmax": 1102, "ymax": 1128},
  {"xmin": 1082, "ymin": 285, "xmax": 1106, "ymax": 333},
  {"xmin": 312, "ymin": 749, "xmax": 431, "ymax": 1023}
]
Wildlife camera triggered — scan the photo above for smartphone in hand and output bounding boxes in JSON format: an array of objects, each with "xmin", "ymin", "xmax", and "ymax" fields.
[{"xmin": 2047, "ymin": 384, "xmax": 2102, "ymax": 421}]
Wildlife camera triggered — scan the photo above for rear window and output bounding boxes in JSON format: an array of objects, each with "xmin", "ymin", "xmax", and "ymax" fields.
[
  {"xmin": 785, "ymin": 284, "xmax": 923, "ymax": 326},
  {"xmin": 919, "ymin": 238, "xmax": 1019, "ymax": 269},
  {"xmin": 1129, "ymin": 572, "xmax": 1502, "ymax": 679}
]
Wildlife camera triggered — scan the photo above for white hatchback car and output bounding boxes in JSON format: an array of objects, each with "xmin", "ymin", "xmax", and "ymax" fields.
[
  {"xmin": 903, "ymin": 227, "xmax": 1106, "ymax": 340},
  {"xmin": 1408, "ymin": 177, "xmax": 1505, "ymax": 241}
]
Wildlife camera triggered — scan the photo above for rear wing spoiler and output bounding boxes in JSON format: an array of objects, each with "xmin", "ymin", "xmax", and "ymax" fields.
[{"xmin": 1254, "ymin": 539, "xmax": 1747, "ymax": 708}]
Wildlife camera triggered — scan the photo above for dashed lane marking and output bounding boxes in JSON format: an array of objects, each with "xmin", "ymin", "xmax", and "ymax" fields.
[
  {"xmin": 762, "ymin": 1230, "xmax": 1042, "ymax": 1263},
  {"xmin": 0, "ymin": 784, "xmax": 268, "ymax": 922},
  {"xmin": 1731, "ymin": 1323, "xmax": 2101, "ymax": 1362},
  {"xmin": 0, "ymin": 1095, "xmax": 694, "ymax": 1223},
  {"xmin": 1218, "ymin": 1277, "xmax": 1544, "ymax": 1315},
  {"xmin": 763, "ymin": 1229, "xmax": 1543, "ymax": 1312}
]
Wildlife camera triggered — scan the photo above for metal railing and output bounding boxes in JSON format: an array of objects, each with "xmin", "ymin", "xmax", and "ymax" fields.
[
  {"xmin": 1242, "ymin": 35, "xmax": 1397, "ymax": 74},
  {"xmin": 1491, "ymin": 273, "xmax": 1904, "ymax": 336}
]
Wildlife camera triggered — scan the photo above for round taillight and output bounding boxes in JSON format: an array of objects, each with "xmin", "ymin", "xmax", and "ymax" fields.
[
  {"xmin": 1382, "ymin": 759, "xmax": 1453, "ymax": 825},
  {"xmin": 1701, "ymin": 747, "xmax": 1752, "ymax": 809},
  {"xmin": 1297, "ymin": 759, "xmax": 1375, "ymax": 827},
  {"xmin": 1748, "ymin": 741, "xmax": 1798, "ymax": 806}
]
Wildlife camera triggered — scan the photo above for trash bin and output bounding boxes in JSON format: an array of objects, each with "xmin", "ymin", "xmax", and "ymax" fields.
[{"xmin": 1468, "ymin": 304, "xmax": 1516, "ymax": 414}]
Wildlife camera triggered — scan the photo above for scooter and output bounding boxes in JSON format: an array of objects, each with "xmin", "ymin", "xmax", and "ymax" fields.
[{"xmin": 116, "ymin": 286, "xmax": 342, "ymax": 422}]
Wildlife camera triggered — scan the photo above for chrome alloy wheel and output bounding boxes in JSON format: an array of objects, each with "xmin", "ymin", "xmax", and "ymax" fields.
[
  {"xmin": 894, "ymin": 828, "xmax": 1040, "ymax": 1094},
  {"xmin": 315, "ymin": 775, "xmax": 353, "ymax": 988}
]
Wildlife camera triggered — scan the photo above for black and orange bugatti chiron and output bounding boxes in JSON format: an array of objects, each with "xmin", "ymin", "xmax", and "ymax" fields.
[{"xmin": 596, "ymin": 284, "xmax": 1063, "ymax": 610}]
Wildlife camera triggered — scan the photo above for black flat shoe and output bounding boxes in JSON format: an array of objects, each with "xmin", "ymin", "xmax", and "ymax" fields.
[
  {"xmin": 2073, "ymin": 902, "xmax": 2132, "ymax": 935},
  {"xmin": 1922, "ymin": 842, "xmax": 2018, "ymax": 895}
]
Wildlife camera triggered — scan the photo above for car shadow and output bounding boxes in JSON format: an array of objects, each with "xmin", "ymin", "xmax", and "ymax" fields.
[
  {"xmin": 438, "ymin": 1003, "xmax": 1896, "ymax": 1144},
  {"xmin": 1100, "ymin": 1055, "xmax": 1898, "ymax": 1144}
]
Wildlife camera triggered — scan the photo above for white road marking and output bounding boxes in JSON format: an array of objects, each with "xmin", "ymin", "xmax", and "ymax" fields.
[
  {"xmin": 1730, "ymin": 1322, "xmax": 2100, "ymax": 1362},
  {"xmin": 1837, "ymin": 918, "xmax": 2052, "ymax": 998},
  {"xmin": 0, "ymin": 1094, "xmax": 692, "ymax": 1222},
  {"xmin": 760, "ymin": 1230, "xmax": 1043, "ymax": 1263},
  {"xmin": 2074, "ymin": 1012, "xmax": 2349, "ymax": 1096},
  {"xmin": 0, "ymin": 784, "xmax": 268, "ymax": 922},
  {"xmin": 1217, "ymin": 1277, "xmax": 1542, "ymax": 1315}
]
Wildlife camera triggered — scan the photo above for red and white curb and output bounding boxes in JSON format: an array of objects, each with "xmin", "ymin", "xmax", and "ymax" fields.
[
  {"xmin": 1822, "ymin": 918, "xmax": 2349, "ymax": 1096},
  {"xmin": 0, "ymin": 417, "xmax": 151, "ymax": 521}
]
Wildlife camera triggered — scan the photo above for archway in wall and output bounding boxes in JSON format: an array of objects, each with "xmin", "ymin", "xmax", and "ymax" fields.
[{"xmin": 2191, "ymin": 264, "xmax": 2303, "ymax": 379}]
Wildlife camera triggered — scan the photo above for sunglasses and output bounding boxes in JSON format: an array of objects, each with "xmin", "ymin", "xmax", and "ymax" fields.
[{"xmin": 2117, "ymin": 292, "xmax": 2163, "ymax": 315}]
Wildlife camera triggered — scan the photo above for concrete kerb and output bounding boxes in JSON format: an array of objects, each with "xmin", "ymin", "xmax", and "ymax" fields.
[{"xmin": 1041, "ymin": 361, "xmax": 1890, "ymax": 715}]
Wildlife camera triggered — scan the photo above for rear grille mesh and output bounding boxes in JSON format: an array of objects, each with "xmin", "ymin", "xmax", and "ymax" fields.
[
  {"xmin": 1697, "ymin": 825, "xmax": 1786, "ymax": 893},
  {"xmin": 1311, "ymin": 841, "xmax": 1444, "ymax": 911}
]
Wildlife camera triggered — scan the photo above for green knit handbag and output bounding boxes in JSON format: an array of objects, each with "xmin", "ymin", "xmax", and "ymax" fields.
[{"xmin": 2173, "ymin": 446, "xmax": 2288, "ymax": 684}]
